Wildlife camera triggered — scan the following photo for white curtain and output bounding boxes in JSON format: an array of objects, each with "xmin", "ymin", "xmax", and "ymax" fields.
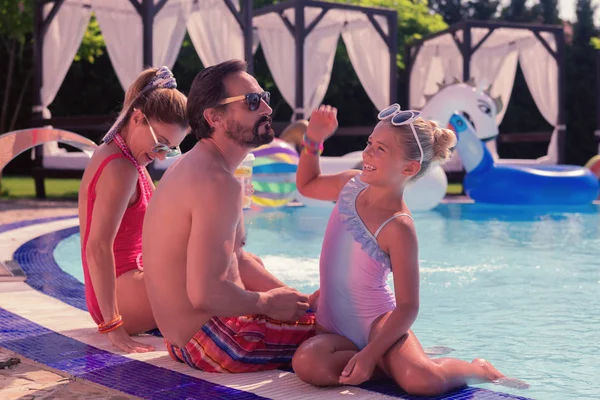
[
  {"xmin": 409, "ymin": 34, "xmax": 462, "ymax": 109},
  {"xmin": 41, "ymin": 0, "xmax": 92, "ymax": 112},
  {"xmin": 410, "ymin": 28, "xmax": 560, "ymax": 162},
  {"xmin": 255, "ymin": 8, "xmax": 343, "ymax": 118},
  {"xmin": 187, "ymin": 0, "xmax": 248, "ymax": 67},
  {"xmin": 154, "ymin": 0, "xmax": 191, "ymax": 70},
  {"xmin": 94, "ymin": 0, "xmax": 190, "ymax": 90},
  {"xmin": 483, "ymin": 51, "xmax": 519, "ymax": 159},
  {"xmin": 254, "ymin": 12, "xmax": 295, "ymax": 110},
  {"xmin": 256, "ymin": 8, "xmax": 400, "ymax": 117},
  {"xmin": 302, "ymin": 11, "xmax": 343, "ymax": 116},
  {"xmin": 94, "ymin": 1, "xmax": 143, "ymax": 90},
  {"xmin": 519, "ymin": 32, "xmax": 560, "ymax": 163},
  {"xmin": 341, "ymin": 12, "xmax": 389, "ymax": 110}
]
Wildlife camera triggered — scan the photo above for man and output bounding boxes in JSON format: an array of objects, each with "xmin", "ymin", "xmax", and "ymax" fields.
[{"xmin": 143, "ymin": 60, "xmax": 317, "ymax": 373}]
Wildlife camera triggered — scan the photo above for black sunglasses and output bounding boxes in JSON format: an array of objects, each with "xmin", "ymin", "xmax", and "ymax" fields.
[{"xmin": 219, "ymin": 91, "xmax": 271, "ymax": 111}]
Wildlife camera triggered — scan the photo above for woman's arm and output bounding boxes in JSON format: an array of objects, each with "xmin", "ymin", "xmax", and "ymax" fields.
[
  {"xmin": 296, "ymin": 105, "xmax": 360, "ymax": 201},
  {"xmin": 85, "ymin": 158, "xmax": 138, "ymax": 324}
]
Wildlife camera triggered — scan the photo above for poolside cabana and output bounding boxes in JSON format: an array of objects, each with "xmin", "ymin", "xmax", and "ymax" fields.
[
  {"xmin": 406, "ymin": 20, "xmax": 566, "ymax": 164},
  {"xmin": 33, "ymin": 0, "xmax": 255, "ymax": 118},
  {"xmin": 30, "ymin": 0, "xmax": 254, "ymax": 197},
  {"xmin": 253, "ymin": 0, "xmax": 398, "ymax": 120},
  {"xmin": 27, "ymin": 0, "xmax": 399, "ymax": 196}
]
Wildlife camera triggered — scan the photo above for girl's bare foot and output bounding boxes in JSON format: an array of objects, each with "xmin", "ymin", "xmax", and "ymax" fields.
[{"xmin": 472, "ymin": 358, "xmax": 530, "ymax": 389}]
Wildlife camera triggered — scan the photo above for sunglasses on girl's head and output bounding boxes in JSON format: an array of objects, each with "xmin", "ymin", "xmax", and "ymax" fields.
[
  {"xmin": 219, "ymin": 91, "xmax": 271, "ymax": 111},
  {"xmin": 139, "ymin": 111, "xmax": 181, "ymax": 158},
  {"xmin": 377, "ymin": 104, "xmax": 424, "ymax": 164}
]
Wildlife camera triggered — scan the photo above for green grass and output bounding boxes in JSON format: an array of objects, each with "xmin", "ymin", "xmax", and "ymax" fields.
[
  {"xmin": 0, "ymin": 176, "xmax": 81, "ymax": 199},
  {"xmin": 0, "ymin": 176, "xmax": 464, "ymax": 199},
  {"xmin": 446, "ymin": 183, "xmax": 463, "ymax": 195}
]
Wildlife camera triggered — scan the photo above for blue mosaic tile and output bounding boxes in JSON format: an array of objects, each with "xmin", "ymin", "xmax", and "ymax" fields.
[
  {"xmin": 1, "ymin": 219, "xmax": 533, "ymax": 400},
  {"xmin": 0, "ymin": 307, "xmax": 266, "ymax": 399},
  {"xmin": 0, "ymin": 214, "xmax": 77, "ymax": 234},
  {"xmin": 13, "ymin": 226, "xmax": 87, "ymax": 312}
]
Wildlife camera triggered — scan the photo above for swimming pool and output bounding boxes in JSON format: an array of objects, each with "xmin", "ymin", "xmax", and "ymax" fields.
[{"xmin": 53, "ymin": 203, "xmax": 600, "ymax": 400}]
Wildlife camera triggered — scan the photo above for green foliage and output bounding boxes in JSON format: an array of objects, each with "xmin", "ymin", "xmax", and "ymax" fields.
[
  {"xmin": 501, "ymin": 0, "xmax": 529, "ymax": 21},
  {"xmin": 591, "ymin": 37, "xmax": 600, "ymax": 49},
  {"xmin": 538, "ymin": 0, "xmax": 560, "ymax": 24},
  {"xmin": 74, "ymin": 14, "xmax": 105, "ymax": 63},
  {"xmin": 428, "ymin": 0, "xmax": 464, "ymax": 24},
  {"xmin": 467, "ymin": 0, "xmax": 500, "ymax": 20},
  {"xmin": 0, "ymin": 0, "xmax": 33, "ymax": 43},
  {"xmin": 564, "ymin": 0, "xmax": 598, "ymax": 164},
  {"xmin": 429, "ymin": 0, "xmax": 500, "ymax": 24}
]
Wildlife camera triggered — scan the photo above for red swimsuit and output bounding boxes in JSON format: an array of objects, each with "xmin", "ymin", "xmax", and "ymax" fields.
[{"xmin": 81, "ymin": 134, "xmax": 153, "ymax": 324}]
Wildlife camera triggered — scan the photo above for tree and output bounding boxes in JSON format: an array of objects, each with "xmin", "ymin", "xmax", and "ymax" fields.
[
  {"xmin": 0, "ymin": 1, "xmax": 106, "ymax": 134},
  {"xmin": 75, "ymin": 15, "xmax": 105, "ymax": 63},
  {"xmin": 428, "ymin": 0, "xmax": 463, "ymax": 24},
  {"xmin": 565, "ymin": 0, "xmax": 598, "ymax": 164},
  {"xmin": 467, "ymin": 0, "xmax": 500, "ymax": 20},
  {"xmin": 539, "ymin": 0, "xmax": 560, "ymax": 24},
  {"xmin": 501, "ymin": 0, "xmax": 531, "ymax": 22},
  {"xmin": 248, "ymin": 0, "xmax": 448, "ymax": 126},
  {"xmin": 0, "ymin": 0, "xmax": 33, "ymax": 134}
]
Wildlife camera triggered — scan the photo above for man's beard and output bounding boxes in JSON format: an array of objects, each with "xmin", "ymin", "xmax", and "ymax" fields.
[{"xmin": 225, "ymin": 116, "xmax": 275, "ymax": 148}]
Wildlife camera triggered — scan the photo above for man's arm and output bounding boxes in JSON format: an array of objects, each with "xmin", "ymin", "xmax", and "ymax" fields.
[
  {"xmin": 185, "ymin": 177, "xmax": 267, "ymax": 316},
  {"xmin": 235, "ymin": 215, "xmax": 287, "ymax": 292},
  {"xmin": 237, "ymin": 250, "xmax": 288, "ymax": 292}
]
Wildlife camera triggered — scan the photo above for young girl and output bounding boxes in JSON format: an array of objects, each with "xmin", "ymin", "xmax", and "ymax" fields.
[
  {"xmin": 78, "ymin": 67, "xmax": 188, "ymax": 353},
  {"xmin": 292, "ymin": 104, "xmax": 527, "ymax": 396}
]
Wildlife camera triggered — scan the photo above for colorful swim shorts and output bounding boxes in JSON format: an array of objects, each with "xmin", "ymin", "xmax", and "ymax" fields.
[{"xmin": 166, "ymin": 313, "xmax": 316, "ymax": 373}]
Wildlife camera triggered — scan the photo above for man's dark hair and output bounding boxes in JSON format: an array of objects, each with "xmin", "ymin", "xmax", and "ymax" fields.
[{"xmin": 187, "ymin": 59, "xmax": 247, "ymax": 141}]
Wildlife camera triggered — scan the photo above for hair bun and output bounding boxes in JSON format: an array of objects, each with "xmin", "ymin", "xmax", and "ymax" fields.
[{"xmin": 430, "ymin": 121, "xmax": 457, "ymax": 163}]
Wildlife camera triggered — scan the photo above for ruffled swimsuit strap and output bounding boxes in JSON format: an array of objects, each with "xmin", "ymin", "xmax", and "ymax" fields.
[{"xmin": 337, "ymin": 175, "xmax": 392, "ymax": 266}]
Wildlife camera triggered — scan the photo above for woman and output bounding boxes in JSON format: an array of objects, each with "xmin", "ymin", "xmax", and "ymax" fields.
[{"xmin": 78, "ymin": 66, "xmax": 188, "ymax": 353}]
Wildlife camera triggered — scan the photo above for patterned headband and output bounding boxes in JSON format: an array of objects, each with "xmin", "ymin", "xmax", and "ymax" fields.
[{"xmin": 102, "ymin": 66, "xmax": 177, "ymax": 143}]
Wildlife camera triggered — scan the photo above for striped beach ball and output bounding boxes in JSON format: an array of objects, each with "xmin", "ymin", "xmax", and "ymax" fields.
[{"xmin": 250, "ymin": 138, "xmax": 299, "ymax": 207}]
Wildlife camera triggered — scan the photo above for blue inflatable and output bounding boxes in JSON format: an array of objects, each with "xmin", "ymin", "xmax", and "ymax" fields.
[{"xmin": 449, "ymin": 113, "xmax": 600, "ymax": 205}]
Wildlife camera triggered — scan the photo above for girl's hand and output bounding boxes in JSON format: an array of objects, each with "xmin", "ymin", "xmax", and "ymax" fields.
[
  {"xmin": 106, "ymin": 326, "xmax": 155, "ymax": 353},
  {"xmin": 307, "ymin": 105, "xmax": 338, "ymax": 143},
  {"xmin": 339, "ymin": 349, "xmax": 378, "ymax": 386}
]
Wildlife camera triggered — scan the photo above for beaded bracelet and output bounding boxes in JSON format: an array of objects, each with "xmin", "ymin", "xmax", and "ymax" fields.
[
  {"xmin": 303, "ymin": 133, "xmax": 324, "ymax": 156},
  {"xmin": 98, "ymin": 315, "xmax": 124, "ymax": 334},
  {"xmin": 303, "ymin": 145, "xmax": 323, "ymax": 156}
]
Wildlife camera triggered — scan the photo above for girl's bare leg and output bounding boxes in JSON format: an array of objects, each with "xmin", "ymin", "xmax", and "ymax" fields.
[
  {"xmin": 369, "ymin": 312, "xmax": 525, "ymax": 396},
  {"xmin": 292, "ymin": 333, "xmax": 359, "ymax": 387}
]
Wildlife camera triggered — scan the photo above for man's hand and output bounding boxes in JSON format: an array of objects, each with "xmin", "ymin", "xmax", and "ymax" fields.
[
  {"xmin": 306, "ymin": 105, "xmax": 338, "ymax": 143},
  {"xmin": 260, "ymin": 287, "xmax": 310, "ymax": 321},
  {"xmin": 307, "ymin": 289, "xmax": 320, "ymax": 312}
]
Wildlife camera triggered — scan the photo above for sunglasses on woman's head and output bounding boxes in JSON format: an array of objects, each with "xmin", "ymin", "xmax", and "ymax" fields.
[
  {"xmin": 219, "ymin": 91, "xmax": 271, "ymax": 111},
  {"xmin": 377, "ymin": 104, "xmax": 424, "ymax": 164},
  {"xmin": 139, "ymin": 111, "xmax": 181, "ymax": 158}
]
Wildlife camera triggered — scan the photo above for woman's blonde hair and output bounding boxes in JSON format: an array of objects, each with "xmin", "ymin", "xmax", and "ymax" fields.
[
  {"xmin": 384, "ymin": 118, "xmax": 457, "ymax": 180},
  {"xmin": 103, "ymin": 66, "xmax": 188, "ymax": 142}
]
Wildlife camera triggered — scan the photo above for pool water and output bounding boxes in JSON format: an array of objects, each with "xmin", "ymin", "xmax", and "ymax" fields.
[{"xmin": 54, "ymin": 203, "xmax": 600, "ymax": 400}]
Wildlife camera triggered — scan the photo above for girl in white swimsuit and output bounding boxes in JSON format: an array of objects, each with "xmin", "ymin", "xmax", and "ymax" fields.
[{"xmin": 291, "ymin": 105, "xmax": 528, "ymax": 396}]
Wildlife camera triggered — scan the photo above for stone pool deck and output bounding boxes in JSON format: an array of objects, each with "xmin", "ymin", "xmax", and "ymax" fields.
[{"xmin": 0, "ymin": 199, "xmax": 135, "ymax": 400}]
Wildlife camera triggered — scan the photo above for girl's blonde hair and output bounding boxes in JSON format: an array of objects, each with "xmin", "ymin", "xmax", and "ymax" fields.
[{"xmin": 384, "ymin": 118, "xmax": 457, "ymax": 180}]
